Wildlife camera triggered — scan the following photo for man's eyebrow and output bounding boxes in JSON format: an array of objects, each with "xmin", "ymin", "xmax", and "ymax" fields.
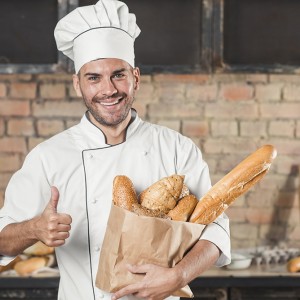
[
  {"xmin": 112, "ymin": 68, "xmax": 127, "ymax": 74},
  {"xmin": 84, "ymin": 72, "xmax": 100, "ymax": 77}
]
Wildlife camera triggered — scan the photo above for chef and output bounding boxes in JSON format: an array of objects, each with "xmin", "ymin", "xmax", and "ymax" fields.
[{"xmin": 0, "ymin": 1, "xmax": 231, "ymax": 299}]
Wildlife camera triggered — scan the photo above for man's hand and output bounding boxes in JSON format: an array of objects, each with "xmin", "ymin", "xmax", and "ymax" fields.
[
  {"xmin": 34, "ymin": 186, "xmax": 72, "ymax": 247},
  {"xmin": 112, "ymin": 263, "xmax": 182, "ymax": 300}
]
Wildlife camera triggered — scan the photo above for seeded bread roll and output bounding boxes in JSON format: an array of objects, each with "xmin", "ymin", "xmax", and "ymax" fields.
[
  {"xmin": 112, "ymin": 175, "xmax": 138, "ymax": 210},
  {"xmin": 168, "ymin": 195, "xmax": 198, "ymax": 222},
  {"xmin": 189, "ymin": 145, "xmax": 277, "ymax": 225}
]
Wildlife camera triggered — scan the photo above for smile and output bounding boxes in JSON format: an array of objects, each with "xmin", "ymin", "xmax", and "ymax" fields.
[{"xmin": 100, "ymin": 98, "xmax": 122, "ymax": 106}]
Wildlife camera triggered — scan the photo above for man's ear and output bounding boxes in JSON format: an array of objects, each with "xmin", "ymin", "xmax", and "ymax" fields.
[
  {"xmin": 72, "ymin": 74, "xmax": 82, "ymax": 97},
  {"xmin": 133, "ymin": 67, "xmax": 141, "ymax": 91}
]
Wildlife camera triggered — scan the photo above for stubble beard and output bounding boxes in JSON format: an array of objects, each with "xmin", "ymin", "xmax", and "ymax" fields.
[{"xmin": 84, "ymin": 93, "xmax": 135, "ymax": 128}]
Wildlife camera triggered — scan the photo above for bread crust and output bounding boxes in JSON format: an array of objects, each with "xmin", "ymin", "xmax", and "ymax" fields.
[
  {"xmin": 139, "ymin": 175, "xmax": 184, "ymax": 213},
  {"xmin": 168, "ymin": 195, "xmax": 198, "ymax": 222},
  {"xmin": 287, "ymin": 257, "xmax": 300, "ymax": 273},
  {"xmin": 189, "ymin": 145, "xmax": 277, "ymax": 224},
  {"xmin": 23, "ymin": 241, "xmax": 54, "ymax": 256},
  {"xmin": 14, "ymin": 257, "xmax": 48, "ymax": 276},
  {"xmin": 112, "ymin": 175, "xmax": 138, "ymax": 210}
]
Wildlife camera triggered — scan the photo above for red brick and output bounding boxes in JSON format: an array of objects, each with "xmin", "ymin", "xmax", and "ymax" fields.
[
  {"xmin": 7, "ymin": 119, "xmax": 35, "ymax": 136},
  {"xmin": 10, "ymin": 82, "xmax": 37, "ymax": 99},
  {"xmin": 148, "ymin": 103, "xmax": 203, "ymax": 119},
  {"xmin": 156, "ymin": 120, "xmax": 180, "ymax": 132},
  {"xmin": 260, "ymin": 103, "xmax": 300, "ymax": 119},
  {"xmin": 136, "ymin": 83, "xmax": 156, "ymax": 103},
  {"xmin": 0, "ymin": 119, "xmax": 4, "ymax": 136},
  {"xmin": 255, "ymin": 84, "xmax": 282, "ymax": 102},
  {"xmin": 28, "ymin": 137, "xmax": 45, "ymax": 151},
  {"xmin": 276, "ymin": 155, "xmax": 300, "ymax": 175},
  {"xmin": 182, "ymin": 120, "xmax": 209, "ymax": 137},
  {"xmin": 259, "ymin": 224, "xmax": 286, "ymax": 240},
  {"xmin": 186, "ymin": 85, "xmax": 218, "ymax": 102},
  {"xmin": 246, "ymin": 208, "xmax": 274, "ymax": 224},
  {"xmin": 269, "ymin": 120, "xmax": 295, "ymax": 138},
  {"xmin": 276, "ymin": 191, "xmax": 299, "ymax": 208},
  {"xmin": 246, "ymin": 189, "xmax": 278, "ymax": 208},
  {"xmin": 40, "ymin": 83, "xmax": 66, "ymax": 99},
  {"xmin": 0, "ymin": 137, "xmax": 27, "ymax": 153},
  {"xmin": 0, "ymin": 83, "xmax": 7, "ymax": 98},
  {"xmin": 270, "ymin": 74, "xmax": 300, "ymax": 83},
  {"xmin": 297, "ymin": 121, "xmax": 300, "ymax": 138},
  {"xmin": 0, "ymin": 153, "xmax": 20, "ymax": 171},
  {"xmin": 0, "ymin": 74, "xmax": 32, "ymax": 81},
  {"xmin": 205, "ymin": 102, "xmax": 258, "ymax": 119},
  {"xmin": 289, "ymin": 226, "xmax": 300, "ymax": 241},
  {"xmin": 211, "ymin": 121, "xmax": 238, "ymax": 137},
  {"xmin": 66, "ymin": 119, "xmax": 81, "ymax": 129},
  {"xmin": 283, "ymin": 84, "xmax": 300, "ymax": 101},
  {"xmin": 278, "ymin": 208, "xmax": 300, "ymax": 225},
  {"xmin": 156, "ymin": 83, "xmax": 185, "ymax": 103},
  {"xmin": 230, "ymin": 223, "xmax": 259, "ymax": 240},
  {"xmin": 203, "ymin": 138, "xmax": 258, "ymax": 154},
  {"xmin": 32, "ymin": 101, "xmax": 86, "ymax": 118},
  {"xmin": 240, "ymin": 121, "xmax": 267, "ymax": 137},
  {"xmin": 68, "ymin": 84, "xmax": 81, "ymax": 98},
  {"xmin": 220, "ymin": 83, "xmax": 254, "ymax": 101},
  {"xmin": 153, "ymin": 74, "xmax": 209, "ymax": 84},
  {"xmin": 37, "ymin": 119, "xmax": 65, "ymax": 137},
  {"xmin": 226, "ymin": 207, "xmax": 247, "ymax": 222},
  {"xmin": 0, "ymin": 100, "xmax": 30, "ymax": 116},
  {"xmin": 213, "ymin": 73, "xmax": 267, "ymax": 83},
  {"xmin": 271, "ymin": 139, "xmax": 300, "ymax": 155}
]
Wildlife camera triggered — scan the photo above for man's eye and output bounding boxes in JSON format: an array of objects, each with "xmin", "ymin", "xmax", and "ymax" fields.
[
  {"xmin": 88, "ymin": 76, "xmax": 99, "ymax": 81},
  {"xmin": 113, "ymin": 73, "xmax": 125, "ymax": 79}
]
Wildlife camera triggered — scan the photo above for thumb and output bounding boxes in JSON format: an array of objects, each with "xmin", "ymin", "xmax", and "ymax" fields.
[{"xmin": 47, "ymin": 186, "xmax": 60, "ymax": 212}]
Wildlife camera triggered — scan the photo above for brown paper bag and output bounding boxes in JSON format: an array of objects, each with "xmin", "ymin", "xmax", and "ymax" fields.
[{"xmin": 96, "ymin": 205, "xmax": 205, "ymax": 298}]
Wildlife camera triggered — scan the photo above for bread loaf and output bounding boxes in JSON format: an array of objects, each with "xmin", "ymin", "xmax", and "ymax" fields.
[
  {"xmin": 287, "ymin": 257, "xmax": 300, "ymax": 273},
  {"xmin": 189, "ymin": 144, "xmax": 277, "ymax": 224},
  {"xmin": 0, "ymin": 256, "xmax": 22, "ymax": 273},
  {"xmin": 23, "ymin": 241, "xmax": 54, "ymax": 256},
  {"xmin": 168, "ymin": 195, "xmax": 198, "ymax": 222},
  {"xmin": 139, "ymin": 175, "xmax": 184, "ymax": 213},
  {"xmin": 14, "ymin": 257, "xmax": 48, "ymax": 276},
  {"xmin": 112, "ymin": 175, "xmax": 138, "ymax": 210}
]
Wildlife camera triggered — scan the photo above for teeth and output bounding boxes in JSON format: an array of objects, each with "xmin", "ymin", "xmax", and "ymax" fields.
[{"xmin": 100, "ymin": 99, "xmax": 120, "ymax": 106}]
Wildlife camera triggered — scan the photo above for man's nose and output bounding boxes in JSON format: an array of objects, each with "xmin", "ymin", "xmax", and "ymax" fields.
[{"xmin": 101, "ymin": 77, "xmax": 117, "ymax": 96}]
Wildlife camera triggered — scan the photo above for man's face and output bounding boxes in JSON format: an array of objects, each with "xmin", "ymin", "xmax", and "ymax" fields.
[{"xmin": 73, "ymin": 58, "xmax": 140, "ymax": 128}]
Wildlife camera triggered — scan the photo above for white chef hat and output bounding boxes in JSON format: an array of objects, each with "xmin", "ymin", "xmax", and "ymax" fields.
[{"xmin": 54, "ymin": 0, "xmax": 140, "ymax": 73}]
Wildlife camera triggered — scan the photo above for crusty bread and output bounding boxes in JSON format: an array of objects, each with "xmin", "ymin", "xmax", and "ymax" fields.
[
  {"xmin": 168, "ymin": 195, "xmax": 198, "ymax": 222},
  {"xmin": 23, "ymin": 241, "xmax": 54, "ymax": 256},
  {"xmin": 14, "ymin": 257, "xmax": 48, "ymax": 276},
  {"xmin": 139, "ymin": 175, "xmax": 185, "ymax": 213},
  {"xmin": 189, "ymin": 145, "xmax": 277, "ymax": 224},
  {"xmin": 287, "ymin": 257, "xmax": 300, "ymax": 273},
  {"xmin": 112, "ymin": 175, "xmax": 138, "ymax": 210},
  {"xmin": 131, "ymin": 203, "xmax": 170, "ymax": 219},
  {"xmin": 0, "ymin": 256, "xmax": 22, "ymax": 273}
]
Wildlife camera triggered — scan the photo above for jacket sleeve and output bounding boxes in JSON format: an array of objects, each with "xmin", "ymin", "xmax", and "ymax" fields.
[
  {"xmin": 0, "ymin": 145, "xmax": 51, "ymax": 265},
  {"xmin": 176, "ymin": 136, "xmax": 231, "ymax": 267}
]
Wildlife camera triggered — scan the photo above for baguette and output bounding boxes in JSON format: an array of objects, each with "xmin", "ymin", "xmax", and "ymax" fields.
[
  {"xmin": 23, "ymin": 241, "xmax": 54, "ymax": 256},
  {"xmin": 189, "ymin": 144, "xmax": 277, "ymax": 224}
]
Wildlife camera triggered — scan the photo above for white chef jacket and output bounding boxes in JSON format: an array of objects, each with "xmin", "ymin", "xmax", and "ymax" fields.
[{"xmin": 0, "ymin": 110, "xmax": 230, "ymax": 300}]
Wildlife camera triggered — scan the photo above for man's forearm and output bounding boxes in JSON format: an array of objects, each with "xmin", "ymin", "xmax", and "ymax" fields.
[
  {"xmin": 0, "ymin": 218, "xmax": 39, "ymax": 257},
  {"xmin": 174, "ymin": 239, "xmax": 220, "ymax": 287}
]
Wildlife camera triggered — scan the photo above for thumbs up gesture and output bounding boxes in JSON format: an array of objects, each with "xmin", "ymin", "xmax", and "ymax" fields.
[{"xmin": 35, "ymin": 186, "xmax": 72, "ymax": 247}]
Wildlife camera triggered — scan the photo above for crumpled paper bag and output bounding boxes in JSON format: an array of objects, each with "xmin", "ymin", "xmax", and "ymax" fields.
[{"xmin": 96, "ymin": 205, "xmax": 206, "ymax": 298}]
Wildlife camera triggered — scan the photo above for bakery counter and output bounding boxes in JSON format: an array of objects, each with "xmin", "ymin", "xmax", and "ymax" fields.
[
  {"xmin": 186, "ymin": 264, "xmax": 300, "ymax": 300},
  {"xmin": 1, "ymin": 265, "xmax": 300, "ymax": 300},
  {"xmin": 0, "ymin": 273, "xmax": 59, "ymax": 300}
]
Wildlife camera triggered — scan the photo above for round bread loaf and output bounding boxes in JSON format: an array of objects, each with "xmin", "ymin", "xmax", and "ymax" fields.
[
  {"xmin": 287, "ymin": 257, "xmax": 300, "ymax": 273},
  {"xmin": 139, "ymin": 174, "xmax": 184, "ymax": 213},
  {"xmin": 14, "ymin": 257, "xmax": 48, "ymax": 276}
]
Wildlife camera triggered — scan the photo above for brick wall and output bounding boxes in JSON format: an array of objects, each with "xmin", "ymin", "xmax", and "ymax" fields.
[{"xmin": 0, "ymin": 72, "xmax": 300, "ymax": 250}]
